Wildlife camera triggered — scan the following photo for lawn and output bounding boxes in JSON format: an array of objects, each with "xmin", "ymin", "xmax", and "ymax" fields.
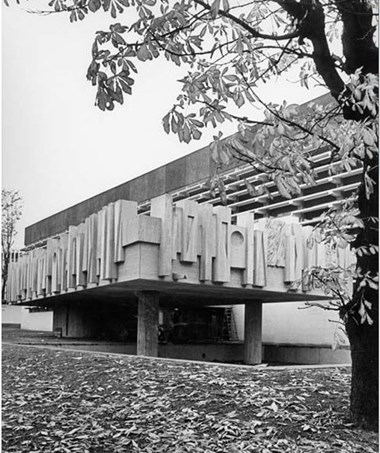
[{"xmin": 2, "ymin": 343, "xmax": 378, "ymax": 453}]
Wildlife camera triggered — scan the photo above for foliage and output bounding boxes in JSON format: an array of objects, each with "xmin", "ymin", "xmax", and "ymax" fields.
[
  {"xmin": 1, "ymin": 189, "xmax": 23, "ymax": 302},
  {"xmin": 2, "ymin": 342, "xmax": 378, "ymax": 453},
  {"xmin": 302, "ymin": 199, "xmax": 378, "ymax": 325}
]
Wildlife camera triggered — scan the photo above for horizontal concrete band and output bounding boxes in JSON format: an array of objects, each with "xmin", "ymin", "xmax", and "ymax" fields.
[{"xmin": 25, "ymin": 146, "xmax": 218, "ymax": 245}]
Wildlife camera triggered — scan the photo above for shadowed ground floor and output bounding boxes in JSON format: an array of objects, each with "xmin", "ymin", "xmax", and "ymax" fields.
[{"xmin": 2, "ymin": 327, "xmax": 351, "ymax": 365}]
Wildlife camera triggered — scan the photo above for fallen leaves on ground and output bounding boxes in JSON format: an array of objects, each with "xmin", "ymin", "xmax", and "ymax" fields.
[{"xmin": 2, "ymin": 344, "xmax": 377, "ymax": 453}]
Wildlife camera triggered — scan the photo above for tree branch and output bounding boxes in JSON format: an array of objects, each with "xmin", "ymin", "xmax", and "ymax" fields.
[
  {"xmin": 193, "ymin": 0, "xmax": 300, "ymax": 41},
  {"xmin": 279, "ymin": 0, "xmax": 346, "ymax": 99},
  {"xmin": 276, "ymin": 0, "xmax": 378, "ymax": 122},
  {"xmin": 334, "ymin": 0, "xmax": 378, "ymax": 75}
]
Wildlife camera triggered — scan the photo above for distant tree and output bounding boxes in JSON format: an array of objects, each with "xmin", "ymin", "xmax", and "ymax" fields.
[
  {"xmin": 9, "ymin": 0, "xmax": 378, "ymax": 429},
  {"xmin": 2, "ymin": 189, "xmax": 23, "ymax": 303}
]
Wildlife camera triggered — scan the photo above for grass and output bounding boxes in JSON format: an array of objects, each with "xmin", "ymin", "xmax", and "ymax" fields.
[{"xmin": 2, "ymin": 333, "xmax": 378, "ymax": 452}]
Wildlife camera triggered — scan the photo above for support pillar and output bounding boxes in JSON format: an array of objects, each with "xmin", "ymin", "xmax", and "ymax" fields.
[
  {"xmin": 244, "ymin": 302, "xmax": 262, "ymax": 365},
  {"xmin": 137, "ymin": 291, "xmax": 159, "ymax": 357}
]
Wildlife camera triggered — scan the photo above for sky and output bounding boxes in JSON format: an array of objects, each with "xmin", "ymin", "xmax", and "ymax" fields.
[{"xmin": 2, "ymin": 1, "xmax": 327, "ymax": 248}]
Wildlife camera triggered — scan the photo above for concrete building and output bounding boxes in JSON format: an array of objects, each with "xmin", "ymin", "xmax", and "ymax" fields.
[{"xmin": 6, "ymin": 95, "xmax": 357, "ymax": 364}]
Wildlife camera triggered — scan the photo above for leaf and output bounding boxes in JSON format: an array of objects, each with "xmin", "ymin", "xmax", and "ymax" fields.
[
  {"xmin": 235, "ymin": 92, "xmax": 245, "ymax": 108},
  {"xmin": 274, "ymin": 176, "xmax": 291, "ymax": 199},
  {"xmin": 269, "ymin": 402, "xmax": 278, "ymax": 412},
  {"xmin": 136, "ymin": 44, "xmax": 151, "ymax": 62},
  {"xmin": 362, "ymin": 127, "xmax": 376, "ymax": 147},
  {"xmin": 222, "ymin": 0, "xmax": 230, "ymax": 12},
  {"xmin": 119, "ymin": 78, "xmax": 132, "ymax": 94},
  {"xmin": 192, "ymin": 128, "xmax": 202, "ymax": 140},
  {"xmin": 88, "ymin": 0, "xmax": 101, "ymax": 13},
  {"xmin": 162, "ymin": 113, "xmax": 171, "ymax": 134},
  {"xmin": 210, "ymin": 0, "xmax": 221, "ymax": 18}
]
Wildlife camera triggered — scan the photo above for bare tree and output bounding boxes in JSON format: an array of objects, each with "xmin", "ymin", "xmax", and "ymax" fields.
[{"xmin": 2, "ymin": 189, "xmax": 23, "ymax": 302}]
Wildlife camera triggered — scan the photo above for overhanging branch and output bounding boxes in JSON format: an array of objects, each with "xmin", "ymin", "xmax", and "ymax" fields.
[{"xmin": 193, "ymin": 0, "xmax": 300, "ymax": 41}]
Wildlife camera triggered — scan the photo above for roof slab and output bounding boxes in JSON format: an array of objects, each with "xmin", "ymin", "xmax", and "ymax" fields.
[{"xmin": 16, "ymin": 277, "xmax": 331, "ymax": 308}]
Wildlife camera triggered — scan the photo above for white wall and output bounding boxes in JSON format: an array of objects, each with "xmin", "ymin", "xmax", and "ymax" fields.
[
  {"xmin": 233, "ymin": 302, "xmax": 349, "ymax": 348},
  {"xmin": 21, "ymin": 309, "xmax": 53, "ymax": 332},
  {"xmin": 2, "ymin": 305, "xmax": 53, "ymax": 332},
  {"xmin": 2, "ymin": 305, "xmax": 22, "ymax": 324}
]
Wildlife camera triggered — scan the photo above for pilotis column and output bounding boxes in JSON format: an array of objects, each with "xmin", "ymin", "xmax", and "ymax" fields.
[
  {"xmin": 137, "ymin": 291, "xmax": 159, "ymax": 357},
  {"xmin": 244, "ymin": 302, "xmax": 263, "ymax": 365}
]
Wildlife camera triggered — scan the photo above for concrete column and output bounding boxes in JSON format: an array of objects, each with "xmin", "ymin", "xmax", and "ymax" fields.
[
  {"xmin": 244, "ymin": 302, "xmax": 262, "ymax": 364},
  {"xmin": 137, "ymin": 291, "xmax": 159, "ymax": 357}
]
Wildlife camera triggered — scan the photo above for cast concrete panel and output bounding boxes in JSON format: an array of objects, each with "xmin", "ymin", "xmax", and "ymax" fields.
[
  {"xmin": 146, "ymin": 167, "xmax": 166, "ymax": 200},
  {"xmin": 25, "ymin": 182, "xmax": 132, "ymax": 245},
  {"xmin": 165, "ymin": 158, "xmax": 187, "ymax": 193},
  {"xmin": 184, "ymin": 147, "xmax": 211, "ymax": 186},
  {"xmin": 25, "ymin": 150, "xmax": 208, "ymax": 245},
  {"xmin": 129, "ymin": 173, "xmax": 150, "ymax": 202}
]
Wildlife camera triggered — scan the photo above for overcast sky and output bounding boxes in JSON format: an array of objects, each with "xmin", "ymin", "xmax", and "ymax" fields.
[{"xmin": 2, "ymin": 1, "xmax": 327, "ymax": 248}]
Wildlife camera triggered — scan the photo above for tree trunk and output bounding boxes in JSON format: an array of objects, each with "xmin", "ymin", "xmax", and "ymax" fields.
[
  {"xmin": 346, "ymin": 314, "xmax": 378, "ymax": 430},
  {"xmin": 2, "ymin": 252, "xmax": 10, "ymax": 303},
  {"xmin": 345, "ymin": 150, "xmax": 378, "ymax": 430}
]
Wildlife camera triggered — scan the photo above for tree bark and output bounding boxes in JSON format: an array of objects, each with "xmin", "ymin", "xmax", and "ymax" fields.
[
  {"xmin": 335, "ymin": 0, "xmax": 378, "ymax": 75},
  {"xmin": 345, "ymin": 149, "xmax": 379, "ymax": 430},
  {"xmin": 346, "ymin": 312, "xmax": 378, "ymax": 430}
]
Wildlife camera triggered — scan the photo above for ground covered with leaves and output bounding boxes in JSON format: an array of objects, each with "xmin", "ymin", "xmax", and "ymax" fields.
[{"xmin": 2, "ymin": 343, "xmax": 378, "ymax": 453}]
